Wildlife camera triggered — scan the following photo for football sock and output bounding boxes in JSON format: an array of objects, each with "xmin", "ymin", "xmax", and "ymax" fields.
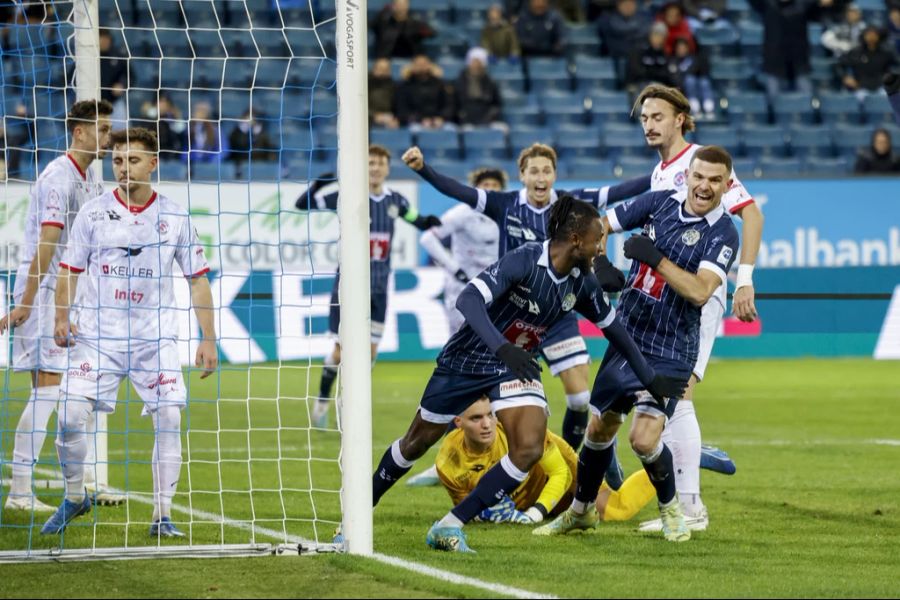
[
  {"xmin": 638, "ymin": 441, "xmax": 677, "ymax": 506},
  {"xmin": 319, "ymin": 353, "xmax": 338, "ymax": 401},
  {"xmin": 372, "ymin": 439, "xmax": 415, "ymax": 506},
  {"xmin": 662, "ymin": 399, "xmax": 703, "ymax": 514},
  {"xmin": 449, "ymin": 455, "xmax": 526, "ymax": 525},
  {"xmin": 562, "ymin": 391, "xmax": 590, "ymax": 450},
  {"xmin": 10, "ymin": 386, "xmax": 58, "ymax": 495},
  {"xmin": 151, "ymin": 406, "xmax": 183, "ymax": 521},
  {"xmin": 571, "ymin": 437, "xmax": 615, "ymax": 514},
  {"xmin": 601, "ymin": 470, "xmax": 656, "ymax": 521},
  {"xmin": 56, "ymin": 394, "xmax": 94, "ymax": 503}
]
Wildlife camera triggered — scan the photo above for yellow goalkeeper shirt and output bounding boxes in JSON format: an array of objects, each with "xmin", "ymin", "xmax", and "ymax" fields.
[{"xmin": 435, "ymin": 425, "xmax": 577, "ymax": 515}]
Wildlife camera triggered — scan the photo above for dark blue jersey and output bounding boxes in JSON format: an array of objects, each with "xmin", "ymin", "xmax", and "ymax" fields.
[
  {"xmin": 438, "ymin": 241, "xmax": 616, "ymax": 375},
  {"xmin": 608, "ymin": 190, "xmax": 740, "ymax": 366},
  {"xmin": 314, "ymin": 188, "xmax": 413, "ymax": 293}
]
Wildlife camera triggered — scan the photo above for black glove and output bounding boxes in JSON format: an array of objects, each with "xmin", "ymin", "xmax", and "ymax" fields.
[
  {"xmin": 885, "ymin": 72, "xmax": 900, "ymax": 96},
  {"xmin": 646, "ymin": 374, "xmax": 689, "ymax": 403},
  {"xmin": 453, "ymin": 269, "xmax": 469, "ymax": 284},
  {"xmin": 496, "ymin": 343, "xmax": 541, "ymax": 383},
  {"xmin": 623, "ymin": 235, "xmax": 664, "ymax": 270},
  {"xmin": 421, "ymin": 214, "xmax": 442, "ymax": 228},
  {"xmin": 592, "ymin": 254, "xmax": 626, "ymax": 293}
]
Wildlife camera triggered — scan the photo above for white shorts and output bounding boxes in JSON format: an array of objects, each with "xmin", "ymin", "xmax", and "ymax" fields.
[
  {"xmin": 11, "ymin": 285, "xmax": 68, "ymax": 373},
  {"xmin": 693, "ymin": 298, "xmax": 725, "ymax": 381},
  {"xmin": 59, "ymin": 339, "xmax": 187, "ymax": 414}
]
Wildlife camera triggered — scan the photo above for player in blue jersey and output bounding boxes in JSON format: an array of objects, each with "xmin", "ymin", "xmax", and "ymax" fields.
[
  {"xmin": 534, "ymin": 146, "xmax": 740, "ymax": 542},
  {"xmin": 294, "ymin": 144, "xmax": 442, "ymax": 428},
  {"xmin": 370, "ymin": 195, "xmax": 689, "ymax": 552},
  {"xmin": 401, "ymin": 144, "xmax": 642, "ymax": 469}
]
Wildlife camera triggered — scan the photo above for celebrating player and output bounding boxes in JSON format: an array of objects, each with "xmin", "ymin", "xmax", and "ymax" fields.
[
  {"xmin": 370, "ymin": 195, "xmax": 688, "ymax": 552},
  {"xmin": 295, "ymin": 145, "xmax": 443, "ymax": 429},
  {"xmin": 535, "ymin": 146, "xmax": 740, "ymax": 542},
  {"xmin": 41, "ymin": 128, "xmax": 217, "ymax": 537},
  {"xmin": 403, "ymin": 144, "xmax": 643, "ymax": 459},
  {"xmin": 0, "ymin": 99, "xmax": 123, "ymax": 511}
]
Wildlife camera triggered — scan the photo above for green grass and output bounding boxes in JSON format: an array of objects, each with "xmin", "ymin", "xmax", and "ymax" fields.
[{"xmin": 2, "ymin": 358, "xmax": 900, "ymax": 598}]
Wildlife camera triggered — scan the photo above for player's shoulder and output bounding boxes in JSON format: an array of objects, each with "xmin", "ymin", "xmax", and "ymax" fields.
[
  {"xmin": 154, "ymin": 192, "xmax": 190, "ymax": 217},
  {"xmin": 80, "ymin": 189, "xmax": 115, "ymax": 212},
  {"xmin": 510, "ymin": 241, "xmax": 544, "ymax": 262},
  {"xmin": 36, "ymin": 155, "xmax": 77, "ymax": 186},
  {"xmin": 435, "ymin": 428, "xmax": 466, "ymax": 463}
]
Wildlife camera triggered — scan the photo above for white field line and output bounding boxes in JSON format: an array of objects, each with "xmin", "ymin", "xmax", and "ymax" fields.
[
  {"xmin": 22, "ymin": 466, "xmax": 554, "ymax": 599},
  {"xmin": 707, "ymin": 438, "xmax": 900, "ymax": 447}
]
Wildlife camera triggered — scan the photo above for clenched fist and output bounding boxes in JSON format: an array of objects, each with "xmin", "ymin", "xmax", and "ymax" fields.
[{"xmin": 401, "ymin": 146, "xmax": 425, "ymax": 171}]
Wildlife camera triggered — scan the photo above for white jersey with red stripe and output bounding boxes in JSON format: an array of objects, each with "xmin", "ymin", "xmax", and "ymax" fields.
[
  {"xmin": 650, "ymin": 142, "xmax": 754, "ymax": 306},
  {"xmin": 59, "ymin": 188, "xmax": 210, "ymax": 350},
  {"xmin": 14, "ymin": 154, "xmax": 104, "ymax": 299}
]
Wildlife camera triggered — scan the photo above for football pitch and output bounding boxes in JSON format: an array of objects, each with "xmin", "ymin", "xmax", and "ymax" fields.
[{"xmin": 2, "ymin": 357, "xmax": 899, "ymax": 598}]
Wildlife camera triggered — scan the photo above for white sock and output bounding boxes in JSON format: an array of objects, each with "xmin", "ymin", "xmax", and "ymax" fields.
[
  {"xmin": 56, "ymin": 394, "xmax": 94, "ymax": 503},
  {"xmin": 662, "ymin": 400, "xmax": 703, "ymax": 515},
  {"xmin": 10, "ymin": 386, "xmax": 59, "ymax": 495},
  {"xmin": 151, "ymin": 406, "xmax": 183, "ymax": 521},
  {"xmin": 83, "ymin": 411, "xmax": 98, "ymax": 487},
  {"xmin": 437, "ymin": 512, "xmax": 465, "ymax": 529}
]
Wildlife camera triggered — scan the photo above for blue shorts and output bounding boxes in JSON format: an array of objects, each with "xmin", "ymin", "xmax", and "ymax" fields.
[
  {"xmin": 538, "ymin": 312, "xmax": 589, "ymax": 376},
  {"xmin": 419, "ymin": 366, "xmax": 548, "ymax": 424},
  {"xmin": 589, "ymin": 346, "xmax": 692, "ymax": 420},
  {"xmin": 328, "ymin": 274, "xmax": 388, "ymax": 344}
]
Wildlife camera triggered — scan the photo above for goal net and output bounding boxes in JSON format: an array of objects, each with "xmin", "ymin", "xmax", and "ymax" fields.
[{"xmin": 0, "ymin": 0, "xmax": 370, "ymax": 560}]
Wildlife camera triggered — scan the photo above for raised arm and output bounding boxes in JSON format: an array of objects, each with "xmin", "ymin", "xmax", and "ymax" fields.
[
  {"xmin": 0, "ymin": 224, "xmax": 62, "ymax": 333},
  {"xmin": 294, "ymin": 173, "xmax": 338, "ymax": 210},
  {"xmin": 598, "ymin": 174, "xmax": 653, "ymax": 208},
  {"xmin": 402, "ymin": 146, "xmax": 480, "ymax": 208},
  {"xmin": 190, "ymin": 275, "xmax": 218, "ymax": 379}
]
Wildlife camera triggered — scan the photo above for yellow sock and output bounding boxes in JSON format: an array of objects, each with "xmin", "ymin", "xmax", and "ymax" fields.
[{"xmin": 600, "ymin": 470, "xmax": 656, "ymax": 521}]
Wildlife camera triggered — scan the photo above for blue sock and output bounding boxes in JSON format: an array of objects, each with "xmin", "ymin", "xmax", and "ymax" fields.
[
  {"xmin": 372, "ymin": 440, "xmax": 414, "ymax": 506},
  {"xmin": 641, "ymin": 443, "xmax": 677, "ymax": 505},
  {"xmin": 562, "ymin": 408, "xmax": 589, "ymax": 451},
  {"xmin": 574, "ymin": 438, "xmax": 615, "ymax": 505},
  {"xmin": 450, "ymin": 456, "xmax": 526, "ymax": 524}
]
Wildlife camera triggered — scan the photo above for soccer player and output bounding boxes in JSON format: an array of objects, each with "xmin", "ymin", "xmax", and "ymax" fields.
[
  {"xmin": 419, "ymin": 168, "xmax": 503, "ymax": 334},
  {"xmin": 534, "ymin": 146, "xmax": 740, "ymax": 542},
  {"xmin": 0, "ymin": 99, "xmax": 121, "ymax": 512},
  {"xmin": 40, "ymin": 128, "xmax": 217, "ymax": 537},
  {"xmin": 607, "ymin": 84, "xmax": 762, "ymax": 531},
  {"xmin": 402, "ymin": 144, "xmax": 643, "ymax": 457},
  {"xmin": 370, "ymin": 195, "xmax": 688, "ymax": 552},
  {"xmin": 294, "ymin": 145, "xmax": 442, "ymax": 429}
]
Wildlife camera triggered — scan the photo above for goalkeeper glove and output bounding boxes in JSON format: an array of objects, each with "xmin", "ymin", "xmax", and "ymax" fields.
[
  {"xmin": 476, "ymin": 495, "xmax": 530, "ymax": 523},
  {"xmin": 623, "ymin": 235, "xmax": 664, "ymax": 270},
  {"xmin": 592, "ymin": 254, "xmax": 626, "ymax": 293},
  {"xmin": 523, "ymin": 504, "xmax": 548, "ymax": 524},
  {"xmin": 421, "ymin": 214, "xmax": 442, "ymax": 229},
  {"xmin": 453, "ymin": 269, "xmax": 470, "ymax": 284}
]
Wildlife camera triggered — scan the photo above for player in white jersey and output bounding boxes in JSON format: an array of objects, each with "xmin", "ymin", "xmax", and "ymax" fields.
[
  {"xmin": 0, "ymin": 99, "xmax": 119, "ymax": 512},
  {"xmin": 40, "ymin": 128, "xmax": 218, "ymax": 537},
  {"xmin": 419, "ymin": 168, "xmax": 503, "ymax": 334},
  {"xmin": 603, "ymin": 84, "xmax": 764, "ymax": 532}
]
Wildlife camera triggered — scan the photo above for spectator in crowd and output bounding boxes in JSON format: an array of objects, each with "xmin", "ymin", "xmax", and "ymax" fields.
[
  {"xmin": 228, "ymin": 109, "xmax": 276, "ymax": 163},
  {"xmin": 99, "ymin": 29, "xmax": 130, "ymax": 128},
  {"xmin": 481, "ymin": 4, "xmax": 522, "ymax": 60},
  {"xmin": 838, "ymin": 26, "xmax": 900, "ymax": 99},
  {"xmin": 625, "ymin": 22, "xmax": 680, "ymax": 92},
  {"xmin": 186, "ymin": 101, "xmax": 225, "ymax": 163},
  {"xmin": 4, "ymin": 104, "xmax": 35, "ymax": 177},
  {"xmin": 452, "ymin": 47, "xmax": 504, "ymax": 129},
  {"xmin": 587, "ymin": 0, "xmax": 620, "ymax": 21},
  {"xmin": 854, "ymin": 127, "xmax": 900, "ymax": 173},
  {"xmin": 369, "ymin": 58, "xmax": 400, "ymax": 128},
  {"xmin": 599, "ymin": 0, "xmax": 651, "ymax": 81},
  {"xmin": 821, "ymin": 3, "xmax": 866, "ymax": 57},
  {"xmin": 395, "ymin": 54, "xmax": 452, "ymax": 130},
  {"xmin": 748, "ymin": 0, "xmax": 832, "ymax": 99},
  {"xmin": 136, "ymin": 95, "xmax": 187, "ymax": 161},
  {"xmin": 683, "ymin": 0, "xmax": 735, "ymax": 33},
  {"xmin": 372, "ymin": 0, "xmax": 436, "ymax": 59},
  {"xmin": 516, "ymin": 0, "xmax": 567, "ymax": 57},
  {"xmin": 656, "ymin": 2, "xmax": 695, "ymax": 54},
  {"xmin": 670, "ymin": 37, "xmax": 716, "ymax": 118},
  {"xmin": 888, "ymin": 7, "xmax": 900, "ymax": 55}
]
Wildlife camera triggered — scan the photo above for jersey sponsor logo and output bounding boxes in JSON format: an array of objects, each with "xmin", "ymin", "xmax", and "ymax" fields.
[
  {"xmin": 681, "ymin": 229, "xmax": 701, "ymax": 247},
  {"xmin": 561, "ymin": 293, "xmax": 577, "ymax": 312},
  {"xmin": 107, "ymin": 210, "xmax": 122, "ymax": 221},
  {"xmin": 644, "ymin": 224, "xmax": 657, "ymax": 241},
  {"xmin": 148, "ymin": 372, "xmax": 178, "ymax": 390},
  {"xmin": 386, "ymin": 203, "xmax": 400, "ymax": 218},
  {"xmin": 502, "ymin": 319, "xmax": 547, "ymax": 350},
  {"xmin": 522, "ymin": 228, "xmax": 537, "ymax": 241},
  {"xmin": 717, "ymin": 245, "xmax": 734, "ymax": 266},
  {"xmin": 507, "ymin": 225, "xmax": 523, "ymax": 238},
  {"xmin": 498, "ymin": 378, "xmax": 544, "ymax": 398},
  {"xmin": 632, "ymin": 263, "xmax": 666, "ymax": 300},
  {"xmin": 103, "ymin": 264, "xmax": 155, "ymax": 278},
  {"xmin": 542, "ymin": 336, "xmax": 587, "ymax": 360},
  {"xmin": 509, "ymin": 292, "xmax": 529, "ymax": 310},
  {"xmin": 369, "ymin": 232, "xmax": 391, "ymax": 261}
]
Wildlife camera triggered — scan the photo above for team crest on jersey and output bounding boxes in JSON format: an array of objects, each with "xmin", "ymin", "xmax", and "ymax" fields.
[
  {"xmin": 674, "ymin": 171, "xmax": 686, "ymax": 187},
  {"xmin": 681, "ymin": 229, "xmax": 701, "ymax": 246},
  {"xmin": 386, "ymin": 204, "xmax": 400, "ymax": 218},
  {"xmin": 158, "ymin": 221, "xmax": 169, "ymax": 234},
  {"xmin": 561, "ymin": 293, "xmax": 577, "ymax": 312}
]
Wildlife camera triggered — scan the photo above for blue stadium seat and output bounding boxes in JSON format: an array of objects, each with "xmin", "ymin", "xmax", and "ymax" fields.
[
  {"xmin": 462, "ymin": 128, "xmax": 510, "ymax": 161},
  {"xmin": 573, "ymin": 56, "xmax": 617, "ymax": 91},
  {"xmin": 738, "ymin": 22, "xmax": 763, "ymax": 55},
  {"xmin": 554, "ymin": 125, "xmax": 603, "ymax": 159},
  {"xmin": 157, "ymin": 160, "xmax": 189, "ymax": 182},
  {"xmin": 725, "ymin": 0, "xmax": 752, "ymax": 20},
  {"xmin": 256, "ymin": 59, "xmax": 291, "ymax": 88},
  {"xmin": 862, "ymin": 94, "xmax": 895, "ymax": 125},
  {"xmin": 694, "ymin": 25, "xmax": 739, "ymax": 49},
  {"xmin": 772, "ymin": 93, "xmax": 815, "ymax": 125},
  {"xmin": 156, "ymin": 29, "xmax": 192, "ymax": 58},
  {"xmin": 832, "ymin": 123, "xmax": 875, "ymax": 157},
  {"xmin": 567, "ymin": 25, "xmax": 602, "ymax": 55},
  {"xmin": 525, "ymin": 57, "xmax": 572, "ymax": 92},
  {"xmin": 740, "ymin": 124, "xmax": 789, "ymax": 157},
  {"xmin": 192, "ymin": 161, "xmax": 237, "ymax": 182},
  {"xmin": 509, "ymin": 127, "xmax": 555, "ymax": 149},
  {"xmin": 602, "ymin": 124, "xmax": 652, "ymax": 158},
  {"xmin": 565, "ymin": 158, "xmax": 614, "ymax": 179},
  {"xmin": 788, "ymin": 124, "xmax": 834, "ymax": 158},
  {"xmin": 438, "ymin": 57, "xmax": 465, "ymax": 79},
  {"xmin": 802, "ymin": 156, "xmax": 851, "ymax": 176},
  {"xmin": 34, "ymin": 118, "xmax": 66, "ymax": 152},
  {"xmin": 239, "ymin": 160, "xmax": 283, "ymax": 182},
  {"xmin": 586, "ymin": 91, "xmax": 631, "ymax": 125},
  {"xmin": 817, "ymin": 91, "xmax": 862, "ymax": 124},
  {"xmin": 725, "ymin": 91, "xmax": 769, "ymax": 125},
  {"xmin": 757, "ymin": 156, "xmax": 802, "ymax": 177},
  {"xmin": 615, "ymin": 155, "xmax": 658, "ymax": 178},
  {"xmin": 505, "ymin": 104, "xmax": 544, "ymax": 128},
  {"xmin": 188, "ymin": 29, "xmax": 225, "ymax": 58},
  {"xmin": 370, "ymin": 129, "xmax": 413, "ymax": 157},
  {"xmin": 710, "ymin": 57, "xmax": 754, "ymax": 89},
  {"xmin": 810, "ymin": 56, "xmax": 836, "ymax": 89},
  {"xmin": 426, "ymin": 159, "xmax": 470, "ymax": 180},
  {"xmin": 488, "ymin": 61, "xmax": 526, "ymax": 94},
  {"xmin": 423, "ymin": 32, "xmax": 468, "ymax": 57},
  {"xmin": 282, "ymin": 125, "xmax": 314, "ymax": 151},
  {"xmin": 415, "ymin": 130, "xmax": 462, "ymax": 160},
  {"xmin": 731, "ymin": 157, "xmax": 759, "ymax": 178},
  {"xmin": 694, "ymin": 126, "xmax": 741, "ymax": 152},
  {"xmin": 160, "ymin": 58, "xmax": 192, "ymax": 90}
]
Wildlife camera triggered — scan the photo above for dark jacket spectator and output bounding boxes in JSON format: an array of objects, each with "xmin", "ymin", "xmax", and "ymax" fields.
[
  {"xmin": 228, "ymin": 110, "xmax": 276, "ymax": 163},
  {"xmin": 372, "ymin": 0, "xmax": 436, "ymax": 59},
  {"xmin": 821, "ymin": 3, "xmax": 866, "ymax": 56},
  {"xmin": 481, "ymin": 4, "xmax": 522, "ymax": 59},
  {"xmin": 516, "ymin": 0, "xmax": 567, "ymax": 57},
  {"xmin": 186, "ymin": 101, "xmax": 225, "ymax": 163},
  {"xmin": 395, "ymin": 55, "xmax": 452, "ymax": 128},
  {"xmin": 890, "ymin": 7, "xmax": 900, "ymax": 55},
  {"xmin": 452, "ymin": 48, "xmax": 504, "ymax": 127},
  {"xmin": 671, "ymin": 37, "xmax": 716, "ymax": 115},
  {"xmin": 599, "ymin": 0, "xmax": 651, "ymax": 59},
  {"xmin": 657, "ymin": 2, "xmax": 695, "ymax": 54},
  {"xmin": 134, "ymin": 96, "xmax": 187, "ymax": 161},
  {"xmin": 99, "ymin": 30, "xmax": 128, "ymax": 106},
  {"xmin": 854, "ymin": 128, "xmax": 900, "ymax": 173},
  {"xmin": 839, "ymin": 27, "xmax": 900, "ymax": 92},
  {"xmin": 625, "ymin": 22, "xmax": 680, "ymax": 90},
  {"xmin": 747, "ymin": 0, "xmax": 828, "ymax": 80},
  {"xmin": 369, "ymin": 58, "xmax": 399, "ymax": 128}
]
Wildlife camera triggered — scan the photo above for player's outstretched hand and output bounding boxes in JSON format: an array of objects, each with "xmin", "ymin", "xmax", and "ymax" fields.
[
  {"xmin": 592, "ymin": 254, "xmax": 626, "ymax": 293},
  {"xmin": 732, "ymin": 285, "xmax": 758, "ymax": 322},
  {"xmin": 0, "ymin": 306, "xmax": 33, "ymax": 334},
  {"xmin": 453, "ymin": 269, "xmax": 470, "ymax": 284},
  {"xmin": 401, "ymin": 146, "xmax": 425, "ymax": 171},
  {"xmin": 496, "ymin": 343, "xmax": 541, "ymax": 383},
  {"xmin": 885, "ymin": 72, "xmax": 900, "ymax": 96},
  {"xmin": 196, "ymin": 339, "xmax": 219, "ymax": 379},
  {"xmin": 623, "ymin": 235, "xmax": 664, "ymax": 270},
  {"xmin": 54, "ymin": 320, "xmax": 78, "ymax": 348},
  {"xmin": 422, "ymin": 214, "xmax": 442, "ymax": 228},
  {"xmin": 646, "ymin": 374, "xmax": 688, "ymax": 402}
]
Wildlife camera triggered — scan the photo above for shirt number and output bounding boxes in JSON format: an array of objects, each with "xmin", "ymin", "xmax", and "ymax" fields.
[{"xmin": 632, "ymin": 263, "xmax": 666, "ymax": 300}]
